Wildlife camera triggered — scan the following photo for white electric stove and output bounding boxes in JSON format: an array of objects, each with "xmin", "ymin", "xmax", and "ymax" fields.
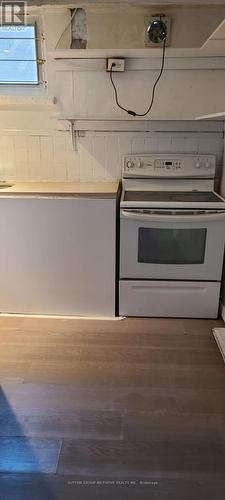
[{"xmin": 119, "ymin": 154, "xmax": 225, "ymax": 318}]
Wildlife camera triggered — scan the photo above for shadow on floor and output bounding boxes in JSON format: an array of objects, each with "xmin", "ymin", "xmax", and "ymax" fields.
[{"xmin": 0, "ymin": 385, "xmax": 58, "ymax": 499}]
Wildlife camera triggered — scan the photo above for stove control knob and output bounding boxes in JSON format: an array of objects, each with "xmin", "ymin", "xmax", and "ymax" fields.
[
  {"xmin": 137, "ymin": 161, "xmax": 143, "ymax": 168},
  {"xmin": 195, "ymin": 161, "xmax": 201, "ymax": 169},
  {"xmin": 205, "ymin": 161, "xmax": 211, "ymax": 169},
  {"xmin": 127, "ymin": 161, "xmax": 134, "ymax": 169}
]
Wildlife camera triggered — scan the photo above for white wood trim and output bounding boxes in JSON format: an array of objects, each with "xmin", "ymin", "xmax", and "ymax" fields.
[
  {"xmin": 54, "ymin": 56, "xmax": 225, "ymax": 72},
  {"xmin": 0, "ymin": 129, "xmax": 57, "ymax": 136},
  {"xmin": 201, "ymin": 39, "xmax": 225, "ymax": 53},
  {"xmin": 0, "ymin": 95, "xmax": 57, "ymax": 111},
  {"xmin": 57, "ymin": 118, "xmax": 224, "ymax": 133},
  {"xmin": 0, "ymin": 313, "xmax": 124, "ymax": 320},
  {"xmin": 196, "ymin": 111, "xmax": 225, "ymax": 121},
  {"xmin": 49, "ymin": 48, "xmax": 225, "ymax": 59}
]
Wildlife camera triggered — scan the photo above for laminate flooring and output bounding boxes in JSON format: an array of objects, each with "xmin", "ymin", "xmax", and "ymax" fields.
[{"xmin": 0, "ymin": 316, "xmax": 224, "ymax": 499}]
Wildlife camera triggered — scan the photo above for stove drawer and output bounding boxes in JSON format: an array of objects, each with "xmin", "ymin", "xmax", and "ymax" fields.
[{"xmin": 119, "ymin": 280, "xmax": 220, "ymax": 318}]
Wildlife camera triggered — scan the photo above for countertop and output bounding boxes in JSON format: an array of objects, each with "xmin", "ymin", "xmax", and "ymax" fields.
[{"xmin": 0, "ymin": 181, "xmax": 120, "ymax": 198}]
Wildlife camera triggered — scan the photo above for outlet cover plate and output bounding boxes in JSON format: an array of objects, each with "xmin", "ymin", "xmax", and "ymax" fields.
[{"xmin": 107, "ymin": 58, "xmax": 125, "ymax": 72}]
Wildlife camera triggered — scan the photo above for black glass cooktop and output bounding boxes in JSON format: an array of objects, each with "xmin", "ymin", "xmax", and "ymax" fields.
[{"xmin": 124, "ymin": 191, "xmax": 223, "ymax": 203}]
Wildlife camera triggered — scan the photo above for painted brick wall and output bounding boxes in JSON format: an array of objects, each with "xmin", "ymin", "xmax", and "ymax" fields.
[{"xmin": 0, "ymin": 128, "xmax": 223, "ymax": 183}]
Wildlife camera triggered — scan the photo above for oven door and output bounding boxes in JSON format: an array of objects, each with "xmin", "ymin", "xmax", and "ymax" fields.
[{"xmin": 120, "ymin": 209, "xmax": 225, "ymax": 281}]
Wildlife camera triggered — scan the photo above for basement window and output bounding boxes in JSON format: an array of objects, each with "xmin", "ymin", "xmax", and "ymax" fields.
[{"xmin": 0, "ymin": 24, "xmax": 38, "ymax": 84}]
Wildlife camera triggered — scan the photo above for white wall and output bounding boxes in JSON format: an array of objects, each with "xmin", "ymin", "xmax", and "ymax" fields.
[
  {"xmin": 61, "ymin": 69, "xmax": 225, "ymax": 121},
  {"xmin": 0, "ymin": 5, "xmax": 224, "ymax": 183}
]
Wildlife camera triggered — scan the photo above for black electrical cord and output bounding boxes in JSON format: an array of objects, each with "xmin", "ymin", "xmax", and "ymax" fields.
[{"xmin": 109, "ymin": 38, "xmax": 166, "ymax": 117}]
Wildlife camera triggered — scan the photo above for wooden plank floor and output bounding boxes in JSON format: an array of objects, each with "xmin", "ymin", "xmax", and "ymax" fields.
[{"xmin": 0, "ymin": 316, "xmax": 224, "ymax": 499}]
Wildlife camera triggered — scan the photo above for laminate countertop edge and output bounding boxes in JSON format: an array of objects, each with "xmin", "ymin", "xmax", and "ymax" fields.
[{"xmin": 0, "ymin": 182, "xmax": 121, "ymax": 199}]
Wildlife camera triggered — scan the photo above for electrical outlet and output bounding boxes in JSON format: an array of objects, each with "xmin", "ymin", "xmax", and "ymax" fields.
[{"xmin": 107, "ymin": 58, "xmax": 125, "ymax": 72}]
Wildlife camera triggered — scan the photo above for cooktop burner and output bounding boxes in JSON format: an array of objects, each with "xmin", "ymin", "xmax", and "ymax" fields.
[{"xmin": 124, "ymin": 191, "xmax": 222, "ymax": 203}]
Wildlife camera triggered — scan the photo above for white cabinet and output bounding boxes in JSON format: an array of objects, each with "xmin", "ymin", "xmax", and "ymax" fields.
[{"xmin": 0, "ymin": 197, "xmax": 116, "ymax": 316}]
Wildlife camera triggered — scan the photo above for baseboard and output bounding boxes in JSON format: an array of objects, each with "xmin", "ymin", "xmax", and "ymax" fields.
[{"xmin": 0, "ymin": 313, "xmax": 125, "ymax": 321}]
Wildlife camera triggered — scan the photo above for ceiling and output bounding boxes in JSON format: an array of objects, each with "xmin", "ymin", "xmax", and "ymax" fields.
[
  {"xmin": 26, "ymin": 1, "xmax": 225, "ymax": 5},
  {"xmin": 27, "ymin": 0, "xmax": 225, "ymax": 56}
]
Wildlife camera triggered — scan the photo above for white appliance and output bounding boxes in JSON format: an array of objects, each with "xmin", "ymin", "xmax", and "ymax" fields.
[
  {"xmin": 0, "ymin": 197, "xmax": 116, "ymax": 317},
  {"xmin": 120, "ymin": 154, "xmax": 225, "ymax": 318}
]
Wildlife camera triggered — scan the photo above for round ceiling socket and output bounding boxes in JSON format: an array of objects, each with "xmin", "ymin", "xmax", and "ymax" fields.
[{"xmin": 147, "ymin": 19, "xmax": 167, "ymax": 44}]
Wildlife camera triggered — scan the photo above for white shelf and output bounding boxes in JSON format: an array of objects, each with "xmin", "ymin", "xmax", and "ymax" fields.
[
  {"xmin": 53, "ymin": 56, "xmax": 225, "ymax": 72},
  {"xmin": 50, "ymin": 47, "xmax": 225, "ymax": 60},
  {"xmin": 57, "ymin": 117, "xmax": 223, "ymax": 132},
  {"xmin": 50, "ymin": 48, "xmax": 172, "ymax": 59}
]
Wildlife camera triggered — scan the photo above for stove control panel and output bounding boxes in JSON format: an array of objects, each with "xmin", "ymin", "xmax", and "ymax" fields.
[{"xmin": 123, "ymin": 154, "xmax": 216, "ymax": 178}]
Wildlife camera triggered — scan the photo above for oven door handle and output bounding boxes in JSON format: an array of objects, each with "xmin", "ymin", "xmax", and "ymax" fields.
[{"xmin": 121, "ymin": 210, "xmax": 225, "ymax": 223}]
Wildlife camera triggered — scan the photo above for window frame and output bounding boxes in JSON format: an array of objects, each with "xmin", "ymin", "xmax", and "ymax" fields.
[{"xmin": 0, "ymin": 22, "xmax": 41, "ymax": 87}]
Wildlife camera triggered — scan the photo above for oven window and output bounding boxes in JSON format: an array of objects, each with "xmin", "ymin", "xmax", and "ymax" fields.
[{"xmin": 138, "ymin": 228, "xmax": 207, "ymax": 264}]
